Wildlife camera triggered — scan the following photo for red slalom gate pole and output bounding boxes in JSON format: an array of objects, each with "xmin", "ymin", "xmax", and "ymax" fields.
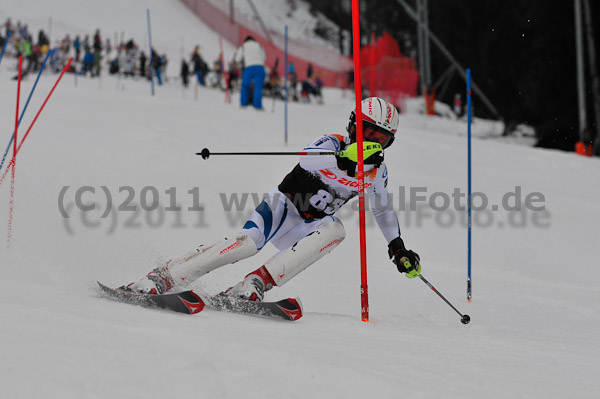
[
  {"xmin": 352, "ymin": 0, "xmax": 369, "ymax": 322},
  {"xmin": 219, "ymin": 37, "xmax": 230, "ymax": 104},
  {"xmin": 0, "ymin": 58, "xmax": 73, "ymax": 187},
  {"xmin": 14, "ymin": 56, "xmax": 21, "ymax": 159},
  {"xmin": 7, "ymin": 56, "xmax": 22, "ymax": 246},
  {"xmin": 16, "ymin": 58, "xmax": 73, "ymax": 155}
]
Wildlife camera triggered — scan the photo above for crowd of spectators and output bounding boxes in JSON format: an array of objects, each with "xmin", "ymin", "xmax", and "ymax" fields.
[{"xmin": 0, "ymin": 17, "xmax": 324, "ymax": 104}]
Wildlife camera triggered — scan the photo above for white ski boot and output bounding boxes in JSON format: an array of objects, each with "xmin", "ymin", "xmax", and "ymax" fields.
[
  {"xmin": 223, "ymin": 274, "xmax": 266, "ymax": 302},
  {"xmin": 127, "ymin": 268, "xmax": 174, "ymax": 295}
]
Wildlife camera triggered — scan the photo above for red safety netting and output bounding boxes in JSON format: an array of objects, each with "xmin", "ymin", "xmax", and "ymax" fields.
[
  {"xmin": 360, "ymin": 32, "xmax": 419, "ymax": 111},
  {"xmin": 179, "ymin": 0, "xmax": 352, "ymax": 87}
]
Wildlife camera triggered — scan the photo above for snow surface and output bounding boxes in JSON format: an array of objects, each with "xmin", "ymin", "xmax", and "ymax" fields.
[{"xmin": 1, "ymin": 1, "xmax": 600, "ymax": 399}]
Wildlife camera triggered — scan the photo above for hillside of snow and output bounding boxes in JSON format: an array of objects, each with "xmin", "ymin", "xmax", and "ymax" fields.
[
  {"xmin": 205, "ymin": 0, "xmax": 344, "ymax": 52},
  {"xmin": 1, "ymin": 1, "xmax": 599, "ymax": 399}
]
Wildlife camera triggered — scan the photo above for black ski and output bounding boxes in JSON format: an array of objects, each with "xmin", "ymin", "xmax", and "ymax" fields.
[
  {"xmin": 97, "ymin": 282, "xmax": 205, "ymax": 314},
  {"xmin": 97, "ymin": 282, "xmax": 303, "ymax": 321},
  {"xmin": 204, "ymin": 295, "xmax": 303, "ymax": 321}
]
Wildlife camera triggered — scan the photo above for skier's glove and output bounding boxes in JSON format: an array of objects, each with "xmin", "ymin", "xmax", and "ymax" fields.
[
  {"xmin": 336, "ymin": 141, "xmax": 384, "ymax": 177},
  {"xmin": 388, "ymin": 237, "xmax": 421, "ymax": 278}
]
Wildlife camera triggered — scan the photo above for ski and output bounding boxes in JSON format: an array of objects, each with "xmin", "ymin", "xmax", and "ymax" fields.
[
  {"xmin": 97, "ymin": 282, "xmax": 205, "ymax": 314},
  {"xmin": 97, "ymin": 282, "xmax": 303, "ymax": 321},
  {"xmin": 204, "ymin": 295, "xmax": 303, "ymax": 321}
]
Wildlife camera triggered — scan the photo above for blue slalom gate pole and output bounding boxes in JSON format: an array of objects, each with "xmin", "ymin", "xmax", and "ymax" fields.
[
  {"xmin": 284, "ymin": 25, "xmax": 288, "ymax": 145},
  {"xmin": 0, "ymin": 49, "xmax": 53, "ymax": 174},
  {"xmin": 466, "ymin": 68, "xmax": 472, "ymax": 302},
  {"xmin": 146, "ymin": 8, "xmax": 155, "ymax": 96},
  {"xmin": 0, "ymin": 31, "xmax": 11, "ymax": 66}
]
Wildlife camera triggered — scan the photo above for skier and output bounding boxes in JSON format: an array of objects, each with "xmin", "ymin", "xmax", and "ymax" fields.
[{"xmin": 126, "ymin": 97, "xmax": 421, "ymax": 301}]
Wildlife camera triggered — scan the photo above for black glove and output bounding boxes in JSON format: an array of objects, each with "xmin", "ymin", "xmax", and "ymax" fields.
[
  {"xmin": 388, "ymin": 237, "xmax": 422, "ymax": 278},
  {"xmin": 336, "ymin": 155, "xmax": 358, "ymax": 177}
]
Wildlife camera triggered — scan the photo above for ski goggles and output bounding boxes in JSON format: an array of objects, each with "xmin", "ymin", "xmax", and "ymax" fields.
[{"xmin": 363, "ymin": 123, "xmax": 394, "ymax": 148}]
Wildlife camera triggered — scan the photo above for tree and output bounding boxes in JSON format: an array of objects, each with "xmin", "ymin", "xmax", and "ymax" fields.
[
  {"xmin": 310, "ymin": 0, "xmax": 591, "ymax": 151},
  {"xmin": 582, "ymin": 0, "xmax": 600, "ymax": 155}
]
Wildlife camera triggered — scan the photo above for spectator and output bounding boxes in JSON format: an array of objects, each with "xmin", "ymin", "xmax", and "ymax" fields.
[
  {"xmin": 23, "ymin": 36, "xmax": 35, "ymax": 74},
  {"xmin": 160, "ymin": 53, "xmax": 168, "ymax": 82},
  {"xmin": 150, "ymin": 48, "xmax": 162, "ymax": 85},
  {"xmin": 181, "ymin": 58, "xmax": 190, "ymax": 87},
  {"xmin": 105, "ymin": 38, "xmax": 112, "ymax": 59},
  {"xmin": 63, "ymin": 34, "xmax": 71, "ymax": 54},
  {"xmin": 14, "ymin": 37, "xmax": 23, "ymax": 57},
  {"xmin": 211, "ymin": 57, "xmax": 224, "ymax": 89},
  {"xmin": 109, "ymin": 57, "xmax": 119, "ymax": 75},
  {"xmin": 288, "ymin": 62, "xmax": 298, "ymax": 101},
  {"xmin": 3, "ymin": 18, "xmax": 14, "ymax": 37},
  {"xmin": 93, "ymin": 30, "xmax": 102, "ymax": 76},
  {"xmin": 139, "ymin": 50, "xmax": 147, "ymax": 77},
  {"xmin": 93, "ymin": 29, "xmax": 102, "ymax": 52},
  {"xmin": 191, "ymin": 45, "xmax": 207, "ymax": 86},
  {"xmin": 227, "ymin": 59, "xmax": 240, "ymax": 91},
  {"xmin": 235, "ymin": 35, "xmax": 266, "ymax": 109},
  {"xmin": 38, "ymin": 30, "xmax": 50, "ymax": 57},
  {"xmin": 453, "ymin": 93, "xmax": 462, "ymax": 117},
  {"xmin": 306, "ymin": 62, "xmax": 313, "ymax": 79},
  {"xmin": 122, "ymin": 47, "xmax": 136, "ymax": 77},
  {"xmin": 125, "ymin": 38, "xmax": 135, "ymax": 51},
  {"xmin": 73, "ymin": 35, "xmax": 81, "ymax": 62},
  {"xmin": 315, "ymin": 73, "xmax": 324, "ymax": 104},
  {"xmin": 301, "ymin": 80, "xmax": 314, "ymax": 103},
  {"xmin": 19, "ymin": 23, "xmax": 30, "ymax": 41},
  {"xmin": 266, "ymin": 58, "xmax": 283, "ymax": 100},
  {"xmin": 15, "ymin": 20, "xmax": 22, "ymax": 39},
  {"xmin": 37, "ymin": 29, "xmax": 49, "ymax": 47},
  {"xmin": 346, "ymin": 69, "xmax": 354, "ymax": 89},
  {"xmin": 82, "ymin": 46, "xmax": 95, "ymax": 77}
]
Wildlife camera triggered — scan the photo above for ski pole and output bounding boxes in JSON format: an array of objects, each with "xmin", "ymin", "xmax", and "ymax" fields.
[
  {"xmin": 418, "ymin": 274, "xmax": 471, "ymax": 324},
  {"xmin": 196, "ymin": 148, "xmax": 340, "ymax": 160}
]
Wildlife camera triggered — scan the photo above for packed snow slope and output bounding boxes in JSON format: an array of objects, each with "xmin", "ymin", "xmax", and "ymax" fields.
[{"xmin": 1, "ymin": 1, "xmax": 599, "ymax": 399}]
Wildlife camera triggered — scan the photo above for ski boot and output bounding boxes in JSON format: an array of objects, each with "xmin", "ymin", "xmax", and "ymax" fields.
[
  {"xmin": 125, "ymin": 267, "xmax": 174, "ymax": 295},
  {"xmin": 222, "ymin": 274, "xmax": 267, "ymax": 302}
]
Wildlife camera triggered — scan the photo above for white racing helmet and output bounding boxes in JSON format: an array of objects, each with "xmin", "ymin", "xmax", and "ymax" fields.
[{"xmin": 347, "ymin": 97, "xmax": 400, "ymax": 148}]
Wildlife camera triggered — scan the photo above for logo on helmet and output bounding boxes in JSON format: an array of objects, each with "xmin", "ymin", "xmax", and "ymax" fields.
[{"xmin": 386, "ymin": 104, "xmax": 393, "ymax": 126}]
